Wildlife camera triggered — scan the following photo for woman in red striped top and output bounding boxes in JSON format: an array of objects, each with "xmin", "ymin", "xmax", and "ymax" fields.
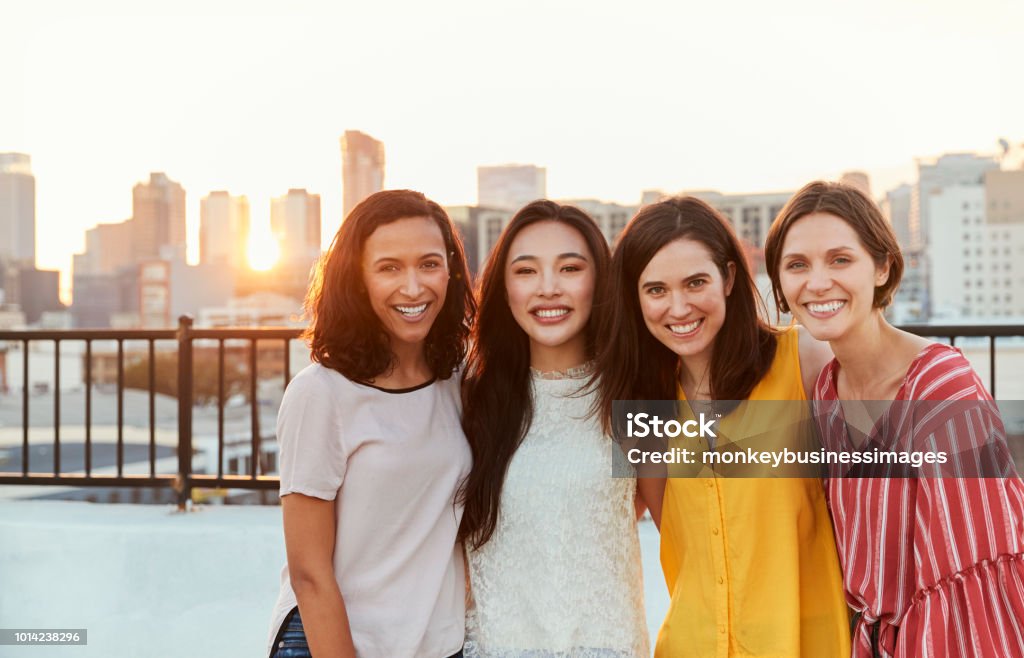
[{"xmin": 764, "ymin": 181, "xmax": 1024, "ymax": 658}]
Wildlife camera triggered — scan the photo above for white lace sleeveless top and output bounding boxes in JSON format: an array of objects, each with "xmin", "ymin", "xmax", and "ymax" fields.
[{"xmin": 464, "ymin": 372, "xmax": 649, "ymax": 658}]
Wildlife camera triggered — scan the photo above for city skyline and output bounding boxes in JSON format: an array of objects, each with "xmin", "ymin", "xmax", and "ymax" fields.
[{"xmin": 2, "ymin": 1, "xmax": 1022, "ymax": 300}]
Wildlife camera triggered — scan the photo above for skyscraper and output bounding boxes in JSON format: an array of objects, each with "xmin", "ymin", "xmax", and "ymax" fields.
[
  {"xmin": 132, "ymin": 172, "xmax": 186, "ymax": 260},
  {"xmin": 200, "ymin": 191, "xmax": 251, "ymax": 268},
  {"xmin": 477, "ymin": 164, "xmax": 546, "ymax": 211},
  {"xmin": 271, "ymin": 189, "xmax": 321, "ymax": 266},
  {"xmin": 0, "ymin": 153, "xmax": 36, "ymax": 266},
  {"xmin": 341, "ymin": 130, "xmax": 385, "ymax": 219}
]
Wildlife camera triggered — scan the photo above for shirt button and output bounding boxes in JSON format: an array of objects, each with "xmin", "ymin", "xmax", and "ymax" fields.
[
  {"xmin": 718, "ymin": 576, "xmax": 725, "ymax": 584},
  {"xmin": 706, "ymin": 481, "xmax": 714, "ymax": 489},
  {"xmin": 719, "ymin": 626, "xmax": 726, "ymax": 634},
  {"xmin": 712, "ymin": 527, "xmax": 720, "ymax": 535}
]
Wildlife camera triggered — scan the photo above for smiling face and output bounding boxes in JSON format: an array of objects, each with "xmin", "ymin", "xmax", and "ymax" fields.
[
  {"xmin": 504, "ymin": 220, "xmax": 596, "ymax": 371},
  {"xmin": 777, "ymin": 212, "xmax": 890, "ymax": 343},
  {"xmin": 638, "ymin": 237, "xmax": 735, "ymax": 366},
  {"xmin": 362, "ymin": 216, "xmax": 450, "ymax": 352}
]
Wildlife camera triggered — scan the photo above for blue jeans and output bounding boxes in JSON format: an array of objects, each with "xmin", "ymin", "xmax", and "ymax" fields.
[{"xmin": 270, "ymin": 607, "xmax": 465, "ymax": 658}]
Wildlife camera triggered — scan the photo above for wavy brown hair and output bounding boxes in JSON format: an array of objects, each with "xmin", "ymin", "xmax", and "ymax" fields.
[
  {"xmin": 458, "ymin": 200, "xmax": 611, "ymax": 550},
  {"xmin": 764, "ymin": 180, "xmax": 904, "ymax": 314},
  {"xmin": 303, "ymin": 189, "xmax": 474, "ymax": 382},
  {"xmin": 595, "ymin": 196, "xmax": 777, "ymax": 432}
]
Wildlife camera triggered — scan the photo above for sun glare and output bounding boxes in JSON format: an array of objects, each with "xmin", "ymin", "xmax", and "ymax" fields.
[{"xmin": 247, "ymin": 233, "xmax": 280, "ymax": 271}]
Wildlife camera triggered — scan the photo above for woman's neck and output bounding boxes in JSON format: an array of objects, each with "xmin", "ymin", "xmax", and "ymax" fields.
[
  {"xmin": 529, "ymin": 335, "xmax": 588, "ymax": 374},
  {"xmin": 373, "ymin": 342, "xmax": 432, "ymax": 389},
  {"xmin": 829, "ymin": 311, "xmax": 915, "ymax": 399},
  {"xmin": 679, "ymin": 353, "xmax": 712, "ymax": 400}
]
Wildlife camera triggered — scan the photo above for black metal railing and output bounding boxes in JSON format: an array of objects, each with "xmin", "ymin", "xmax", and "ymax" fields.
[
  {"xmin": 0, "ymin": 316, "xmax": 301, "ymax": 508},
  {"xmin": 0, "ymin": 319, "xmax": 1021, "ymax": 506}
]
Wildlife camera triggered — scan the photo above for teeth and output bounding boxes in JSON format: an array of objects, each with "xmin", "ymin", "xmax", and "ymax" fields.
[
  {"xmin": 807, "ymin": 301, "xmax": 845, "ymax": 314},
  {"xmin": 669, "ymin": 319, "xmax": 701, "ymax": 334},
  {"xmin": 535, "ymin": 308, "xmax": 569, "ymax": 318},
  {"xmin": 395, "ymin": 303, "xmax": 427, "ymax": 315}
]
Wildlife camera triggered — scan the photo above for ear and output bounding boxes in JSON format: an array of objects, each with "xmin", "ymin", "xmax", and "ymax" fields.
[
  {"xmin": 724, "ymin": 261, "xmax": 736, "ymax": 297},
  {"xmin": 875, "ymin": 256, "xmax": 891, "ymax": 287}
]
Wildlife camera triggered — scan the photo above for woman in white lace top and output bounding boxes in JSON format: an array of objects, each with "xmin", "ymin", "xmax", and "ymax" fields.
[{"xmin": 459, "ymin": 200, "xmax": 649, "ymax": 658}]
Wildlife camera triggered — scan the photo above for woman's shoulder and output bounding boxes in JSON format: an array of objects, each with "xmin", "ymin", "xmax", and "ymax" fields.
[{"xmin": 902, "ymin": 342, "xmax": 989, "ymax": 401}]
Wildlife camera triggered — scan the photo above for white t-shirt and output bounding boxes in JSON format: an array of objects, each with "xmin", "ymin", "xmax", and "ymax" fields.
[{"xmin": 267, "ymin": 363, "xmax": 471, "ymax": 658}]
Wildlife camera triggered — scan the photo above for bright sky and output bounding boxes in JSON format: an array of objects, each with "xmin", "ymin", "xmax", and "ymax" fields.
[{"xmin": 2, "ymin": 0, "xmax": 1021, "ymax": 301}]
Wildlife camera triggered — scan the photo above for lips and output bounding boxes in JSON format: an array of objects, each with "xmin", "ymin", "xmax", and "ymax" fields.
[
  {"xmin": 530, "ymin": 305, "xmax": 572, "ymax": 323},
  {"xmin": 393, "ymin": 302, "xmax": 429, "ymax": 319},
  {"xmin": 667, "ymin": 318, "xmax": 703, "ymax": 337},
  {"xmin": 804, "ymin": 300, "xmax": 846, "ymax": 317}
]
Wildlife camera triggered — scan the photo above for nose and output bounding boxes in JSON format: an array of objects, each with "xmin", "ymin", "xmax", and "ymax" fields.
[
  {"xmin": 537, "ymin": 268, "xmax": 561, "ymax": 297},
  {"xmin": 805, "ymin": 266, "xmax": 833, "ymax": 294},
  {"xmin": 668, "ymin": 290, "xmax": 692, "ymax": 318},
  {"xmin": 400, "ymin": 268, "xmax": 424, "ymax": 297}
]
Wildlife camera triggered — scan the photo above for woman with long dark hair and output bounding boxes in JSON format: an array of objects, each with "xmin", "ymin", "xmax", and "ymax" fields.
[
  {"xmin": 765, "ymin": 181, "xmax": 1024, "ymax": 658},
  {"xmin": 459, "ymin": 200, "xmax": 648, "ymax": 657},
  {"xmin": 595, "ymin": 196, "xmax": 850, "ymax": 657},
  {"xmin": 266, "ymin": 189, "xmax": 475, "ymax": 658}
]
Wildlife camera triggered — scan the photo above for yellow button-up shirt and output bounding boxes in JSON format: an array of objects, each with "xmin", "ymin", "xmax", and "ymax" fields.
[{"xmin": 656, "ymin": 328, "xmax": 850, "ymax": 658}]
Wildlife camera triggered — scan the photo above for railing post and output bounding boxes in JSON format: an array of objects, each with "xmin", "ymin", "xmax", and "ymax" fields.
[{"xmin": 176, "ymin": 315, "xmax": 194, "ymax": 510}]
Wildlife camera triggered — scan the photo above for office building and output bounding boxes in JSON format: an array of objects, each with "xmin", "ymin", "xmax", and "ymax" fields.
[
  {"xmin": 341, "ymin": 131, "xmax": 385, "ymax": 219},
  {"xmin": 132, "ymin": 172, "xmax": 186, "ymax": 260},
  {"xmin": 477, "ymin": 164, "xmax": 546, "ymax": 211},
  {"xmin": 0, "ymin": 153, "xmax": 36, "ymax": 266},
  {"xmin": 271, "ymin": 189, "xmax": 321, "ymax": 266},
  {"xmin": 200, "ymin": 191, "xmax": 251, "ymax": 268}
]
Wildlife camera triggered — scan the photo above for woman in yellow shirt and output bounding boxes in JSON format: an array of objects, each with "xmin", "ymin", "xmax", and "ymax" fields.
[{"xmin": 594, "ymin": 196, "xmax": 850, "ymax": 657}]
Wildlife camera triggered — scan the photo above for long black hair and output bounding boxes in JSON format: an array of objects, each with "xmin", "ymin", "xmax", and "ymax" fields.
[{"xmin": 458, "ymin": 199, "xmax": 610, "ymax": 550}]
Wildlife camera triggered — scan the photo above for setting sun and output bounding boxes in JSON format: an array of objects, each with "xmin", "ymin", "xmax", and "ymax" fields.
[{"xmin": 247, "ymin": 231, "xmax": 280, "ymax": 271}]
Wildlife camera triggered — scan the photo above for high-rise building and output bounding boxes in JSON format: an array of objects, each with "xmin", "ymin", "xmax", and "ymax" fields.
[
  {"xmin": 556, "ymin": 199, "xmax": 637, "ymax": 246},
  {"xmin": 0, "ymin": 153, "xmax": 36, "ymax": 266},
  {"xmin": 73, "ymin": 219, "xmax": 135, "ymax": 276},
  {"xmin": 839, "ymin": 171, "xmax": 872, "ymax": 197},
  {"xmin": 924, "ymin": 167, "xmax": 1024, "ymax": 321},
  {"xmin": 271, "ymin": 189, "xmax": 321, "ymax": 266},
  {"xmin": 911, "ymin": 153, "xmax": 999, "ymax": 250},
  {"xmin": 341, "ymin": 130, "xmax": 385, "ymax": 219},
  {"xmin": 200, "ymin": 191, "xmax": 251, "ymax": 268},
  {"xmin": 132, "ymin": 172, "xmax": 186, "ymax": 260},
  {"xmin": 643, "ymin": 188, "xmax": 792, "ymax": 249},
  {"xmin": 477, "ymin": 164, "xmax": 547, "ymax": 211},
  {"xmin": 445, "ymin": 205, "xmax": 514, "ymax": 277}
]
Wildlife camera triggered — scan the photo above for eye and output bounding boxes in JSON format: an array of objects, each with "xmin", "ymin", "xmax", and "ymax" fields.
[
  {"xmin": 561, "ymin": 264, "xmax": 583, "ymax": 273},
  {"xmin": 687, "ymin": 279, "xmax": 707, "ymax": 289},
  {"xmin": 645, "ymin": 285, "xmax": 666, "ymax": 295},
  {"xmin": 379, "ymin": 264, "xmax": 399, "ymax": 273},
  {"xmin": 421, "ymin": 260, "xmax": 442, "ymax": 269},
  {"xmin": 785, "ymin": 261, "xmax": 807, "ymax": 271},
  {"xmin": 514, "ymin": 267, "xmax": 536, "ymax": 275},
  {"xmin": 833, "ymin": 256, "xmax": 851, "ymax": 265}
]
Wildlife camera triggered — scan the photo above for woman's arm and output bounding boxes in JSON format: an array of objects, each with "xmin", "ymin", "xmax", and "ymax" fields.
[
  {"xmin": 796, "ymin": 325, "xmax": 834, "ymax": 400},
  {"xmin": 282, "ymin": 493, "xmax": 357, "ymax": 658},
  {"xmin": 636, "ymin": 477, "xmax": 666, "ymax": 529}
]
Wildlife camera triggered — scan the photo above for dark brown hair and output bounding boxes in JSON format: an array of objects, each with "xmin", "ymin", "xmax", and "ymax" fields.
[
  {"xmin": 595, "ymin": 196, "xmax": 777, "ymax": 432},
  {"xmin": 458, "ymin": 200, "xmax": 610, "ymax": 550},
  {"xmin": 764, "ymin": 180, "xmax": 904, "ymax": 314},
  {"xmin": 303, "ymin": 189, "xmax": 474, "ymax": 381}
]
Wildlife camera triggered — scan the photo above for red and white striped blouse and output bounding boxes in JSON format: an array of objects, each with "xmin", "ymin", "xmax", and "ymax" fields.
[{"xmin": 815, "ymin": 343, "xmax": 1024, "ymax": 658}]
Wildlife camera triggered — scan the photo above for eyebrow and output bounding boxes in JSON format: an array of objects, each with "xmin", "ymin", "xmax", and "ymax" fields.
[
  {"xmin": 372, "ymin": 252, "xmax": 445, "ymax": 266},
  {"xmin": 641, "ymin": 272, "xmax": 711, "ymax": 287},
  {"xmin": 509, "ymin": 252, "xmax": 589, "ymax": 264},
  {"xmin": 782, "ymin": 246, "xmax": 856, "ymax": 259}
]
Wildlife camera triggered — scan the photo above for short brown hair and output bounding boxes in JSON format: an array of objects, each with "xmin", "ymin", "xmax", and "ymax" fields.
[{"xmin": 764, "ymin": 180, "xmax": 903, "ymax": 314}]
